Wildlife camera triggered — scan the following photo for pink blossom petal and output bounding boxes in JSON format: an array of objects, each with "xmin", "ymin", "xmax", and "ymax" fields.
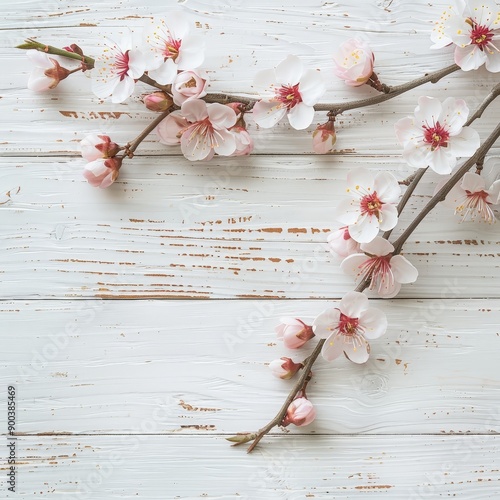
[
  {"xmin": 313, "ymin": 308, "xmax": 341, "ymax": 338},
  {"xmin": 390, "ymin": 255, "xmax": 418, "ymax": 284},
  {"xmin": 461, "ymin": 172, "xmax": 486, "ymax": 193},
  {"xmin": 321, "ymin": 333, "xmax": 344, "ymax": 362},
  {"xmin": 327, "ymin": 228, "xmax": 360, "ymax": 258},
  {"xmin": 181, "ymin": 99, "xmax": 209, "ymax": 122},
  {"xmin": 343, "ymin": 335, "xmax": 370, "ymax": 363},
  {"xmin": 378, "ymin": 203, "xmax": 399, "ymax": 232},
  {"xmin": 181, "ymin": 124, "xmax": 213, "ymax": 161},
  {"xmin": 207, "ymin": 103, "xmax": 237, "ymax": 129},
  {"xmin": 374, "ymin": 171, "xmax": 400, "ymax": 203},
  {"xmin": 287, "ymin": 102, "xmax": 314, "ymax": 130},
  {"xmin": 454, "ymin": 45, "xmax": 487, "ymax": 71},
  {"xmin": 349, "ymin": 213, "xmax": 380, "ymax": 243},
  {"xmin": 26, "ymin": 49, "xmax": 53, "ymax": 66},
  {"xmin": 275, "ymin": 55, "xmax": 302, "ymax": 86},
  {"xmin": 27, "ymin": 68, "xmax": 53, "ymax": 92},
  {"xmin": 340, "ymin": 253, "xmax": 368, "ymax": 277},
  {"xmin": 414, "ymin": 96, "xmax": 442, "ymax": 127},
  {"xmin": 213, "ymin": 128, "xmax": 236, "ymax": 156},
  {"xmin": 156, "ymin": 111, "xmax": 189, "ymax": 146},
  {"xmin": 339, "ymin": 291, "xmax": 368, "ymax": 318},
  {"xmin": 358, "ymin": 308, "xmax": 388, "ymax": 339},
  {"xmin": 298, "ymin": 69, "xmax": 325, "ymax": 106},
  {"xmin": 377, "ymin": 280, "xmax": 401, "ymax": 299},
  {"xmin": 360, "ymin": 236, "xmax": 394, "ymax": 256},
  {"xmin": 252, "ymin": 100, "xmax": 287, "ymax": 128}
]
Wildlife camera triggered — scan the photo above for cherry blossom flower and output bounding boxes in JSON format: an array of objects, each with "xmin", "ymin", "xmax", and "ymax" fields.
[
  {"xmin": 252, "ymin": 55, "xmax": 325, "ymax": 130},
  {"xmin": 143, "ymin": 12, "xmax": 205, "ymax": 85},
  {"xmin": 313, "ymin": 291, "xmax": 387, "ymax": 363},
  {"xmin": 431, "ymin": 0, "xmax": 500, "ymax": 72},
  {"xmin": 80, "ymin": 134, "xmax": 120, "ymax": 162},
  {"xmin": 340, "ymin": 237, "xmax": 418, "ymax": 298},
  {"xmin": 312, "ymin": 120, "xmax": 336, "ymax": 154},
  {"xmin": 143, "ymin": 91, "xmax": 173, "ymax": 112},
  {"xmin": 332, "ymin": 38, "xmax": 375, "ymax": 86},
  {"xmin": 438, "ymin": 171, "xmax": 500, "ymax": 223},
  {"xmin": 157, "ymin": 99, "xmax": 236, "ymax": 161},
  {"xmin": 275, "ymin": 317, "xmax": 314, "ymax": 349},
  {"xmin": 269, "ymin": 357, "xmax": 303, "ymax": 380},
  {"xmin": 327, "ymin": 226, "xmax": 361, "ymax": 258},
  {"xmin": 395, "ymin": 96, "xmax": 480, "ymax": 175},
  {"xmin": 334, "ymin": 167, "xmax": 401, "ymax": 243},
  {"xmin": 231, "ymin": 126, "xmax": 254, "ymax": 156},
  {"xmin": 83, "ymin": 157, "xmax": 122, "ymax": 188},
  {"xmin": 26, "ymin": 50, "xmax": 71, "ymax": 91},
  {"xmin": 91, "ymin": 35, "xmax": 145, "ymax": 103},
  {"xmin": 172, "ymin": 70, "xmax": 209, "ymax": 105},
  {"xmin": 282, "ymin": 397, "xmax": 316, "ymax": 427}
]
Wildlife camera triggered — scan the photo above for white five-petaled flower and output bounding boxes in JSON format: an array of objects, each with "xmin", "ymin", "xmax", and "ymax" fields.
[
  {"xmin": 395, "ymin": 96, "xmax": 480, "ymax": 175},
  {"xmin": 313, "ymin": 291, "xmax": 387, "ymax": 364},
  {"xmin": 439, "ymin": 171, "xmax": 500, "ymax": 223},
  {"xmin": 143, "ymin": 12, "xmax": 205, "ymax": 85},
  {"xmin": 157, "ymin": 99, "xmax": 236, "ymax": 161},
  {"xmin": 332, "ymin": 38, "xmax": 375, "ymax": 86},
  {"xmin": 334, "ymin": 167, "xmax": 401, "ymax": 243},
  {"xmin": 431, "ymin": 0, "xmax": 500, "ymax": 72},
  {"xmin": 340, "ymin": 237, "xmax": 418, "ymax": 298},
  {"xmin": 327, "ymin": 226, "xmax": 361, "ymax": 258},
  {"xmin": 252, "ymin": 55, "xmax": 325, "ymax": 130},
  {"xmin": 91, "ymin": 35, "xmax": 145, "ymax": 103}
]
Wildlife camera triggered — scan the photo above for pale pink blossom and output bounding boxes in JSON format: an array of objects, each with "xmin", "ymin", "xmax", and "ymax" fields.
[
  {"xmin": 312, "ymin": 120, "xmax": 336, "ymax": 154},
  {"xmin": 143, "ymin": 12, "xmax": 205, "ymax": 85},
  {"xmin": 26, "ymin": 50, "xmax": 71, "ymax": 91},
  {"xmin": 91, "ymin": 35, "xmax": 145, "ymax": 103},
  {"xmin": 395, "ymin": 96, "xmax": 480, "ymax": 174},
  {"xmin": 282, "ymin": 397, "xmax": 316, "ymax": 427},
  {"xmin": 335, "ymin": 167, "xmax": 401, "ymax": 243},
  {"xmin": 341, "ymin": 237, "xmax": 418, "ymax": 298},
  {"xmin": 83, "ymin": 157, "xmax": 122, "ymax": 188},
  {"xmin": 275, "ymin": 317, "xmax": 314, "ymax": 349},
  {"xmin": 313, "ymin": 291, "xmax": 387, "ymax": 363},
  {"xmin": 80, "ymin": 134, "xmax": 120, "ymax": 162},
  {"xmin": 158, "ymin": 99, "xmax": 236, "ymax": 161},
  {"xmin": 231, "ymin": 126, "xmax": 254, "ymax": 156},
  {"xmin": 269, "ymin": 357, "xmax": 303, "ymax": 380},
  {"xmin": 431, "ymin": 0, "xmax": 500, "ymax": 72},
  {"xmin": 143, "ymin": 91, "xmax": 173, "ymax": 112},
  {"xmin": 439, "ymin": 171, "xmax": 500, "ymax": 223},
  {"xmin": 332, "ymin": 38, "xmax": 375, "ymax": 86},
  {"xmin": 156, "ymin": 111, "xmax": 189, "ymax": 145},
  {"xmin": 252, "ymin": 55, "xmax": 325, "ymax": 130},
  {"xmin": 327, "ymin": 226, "xmax": 361, "ymax": 258},
  {"xmin": 172, "ymin": 70, "xmax": 209, "ymax": 105}
]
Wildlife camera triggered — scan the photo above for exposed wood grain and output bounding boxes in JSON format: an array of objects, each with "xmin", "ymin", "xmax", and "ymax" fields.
[
  {"xmin": 1, "ymin": 435, "xmax": 499, "ymax": 499},
  {"xmin": 1, "ymin": 300, "xmax": 499, "ymax": 434},
  {"xmin": 1, "ymin": 157, "xmax": 499, "ymax": 299}
]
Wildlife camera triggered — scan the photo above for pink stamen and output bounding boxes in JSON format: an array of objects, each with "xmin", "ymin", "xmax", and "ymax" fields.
[
  {"xmin": 468, "ymin": 21, "xmax": 494, "ymax": 50},
  {"xmin": 422, "ymin": 121, "xmax": 450, "ymax": 150},
  {"xmin": 115, "ymin": 50, "xmax": 130, "ymax": 81},
  {"xmin": 275, "ymin": 84, "xmax": 302, "ymax": 109},
  {"xmin": 360, "ymin": 192, "xmax": 383, "ymax": 218}
]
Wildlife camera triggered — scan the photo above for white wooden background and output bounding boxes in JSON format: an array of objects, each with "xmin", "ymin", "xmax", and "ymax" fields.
[{"xmin": 1, "ymin": 0, "xmax": 499, "ymax": 498}]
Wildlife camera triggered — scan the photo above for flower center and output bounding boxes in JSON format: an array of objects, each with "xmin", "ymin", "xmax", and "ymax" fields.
[
  {"xmin": 338, "ymin": 313, "xmax": 359, "ymax": 336},
  {"xmin": 360, "ymin": 192, "xmax": 383, "ymax": 218},
  {"xmin": 115, "ymin": 50, "xmax": 130, "ymax": 81},
  {"xmin": 183, "ymin": 77, "xmax": 197, "ymax": 88},
  {"xmin": 275, "ymin": 84, "xmax": 302, "ymax": 109},
  {"xmin": 358, "ymin": 255, "xmax": 394, "ymax": 294},
  {"xmin": 467, "ymin": 20, "xmax": 493, "ymax": 49},
  {"xmin": 422, "ymin": 121, "xmax": 450, "ymax": 150},
  {"xmin": 183, "ymin": 118, "xmax": 226, "ymax": 152},
  {"xmin": 163, "ymin": 37, "xmax": 182, "ymax": 61},
  {"xmin": 456, "ymin": 189, "xmax": 495, "ymax": 223}
]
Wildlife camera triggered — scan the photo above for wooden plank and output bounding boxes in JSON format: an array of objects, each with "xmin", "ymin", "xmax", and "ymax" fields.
[
  {"xmin": 1, "ymin": 299, "xmax": 499, "ymax": 434},
  {"xmin": 1, "ymin": 435, "xmax": 499, "ymax": 498},
  {"xmin": 1, "ymin": 157, "xmax": 498, "ymax": 299},
  {"xmin": 0, "ymin": 8, "xmax": 498, "ymax": 156}
]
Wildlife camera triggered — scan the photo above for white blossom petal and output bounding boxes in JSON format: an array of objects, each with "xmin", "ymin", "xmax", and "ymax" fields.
[
  {"xmin": 390, "ymin": 255, "xmax": 418, "ymax": 284},
  {"xmin": 339, "ymin": 291, "xmax": 369, "ymax": 318},
  {"xmin": 358, "ymin": 307, "xmax": 388, "ymax": 339},
  {"xmin": 287, "ymin": 102, "xmax": 314, "ymax": 130},
  {"xmin": 275, "ymin": 55, "xmax": 303, "ymax": 85}
]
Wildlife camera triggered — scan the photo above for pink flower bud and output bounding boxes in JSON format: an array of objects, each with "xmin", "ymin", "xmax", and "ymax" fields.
[
  {"xmin": 80, "ymin": 134, "xmax": 120, "ymax": 162},
  {"xmin": 26, "ymin": 50, "xmax": 71, "ymax": 91},
  {"xmin": 312, "ymin": 120, "xmax": 336, "ymax": 154},
  {"xmin": 226, "ymin": 102, "xmax": 245, "ymax": 118},
  {"xmin": 327, "ymin": 226, "xmax": 361, "ymax": 258},
  {"xmin": 275, "ymin": 317, "xmax": 314, "ymax": 349},
  {"xmin": 333, "ymin": 39, "xmax": 374, "ymax": 87},
  {"xmin": 143, "ymin": 91, "xmax": 174, "ymax": 112},
  {"xmin": 172, "ymin": 70, "xmax": 209, "ymax": 106},
  {"xmin": 269, "ymin": 357, "xmax": 303, "ymax": 380},
  {"xmin": 83, "ymin": 157, "xmax": 122, "ymax": 189},
  {"xmin": 282, "ymin": 397, "xmax": 316, "ymax": 427},
  {"xmin": 231, "ymin": 126, "xmax": 254, "ymax": 156}
]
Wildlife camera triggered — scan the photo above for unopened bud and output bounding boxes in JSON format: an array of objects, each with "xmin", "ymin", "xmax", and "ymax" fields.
[
  {"xmin": 269, "ymin": 357, "xmax": 303, "ymax": 380},
  {"xmin": 144, "ymin": 92, "xmax": 174, "ymax": 112}
]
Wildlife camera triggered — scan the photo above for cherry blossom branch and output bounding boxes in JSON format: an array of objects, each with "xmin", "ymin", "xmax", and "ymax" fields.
[{"xmin": 391, "ymin": 121, "xmax": 500, "ymax": 255}]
